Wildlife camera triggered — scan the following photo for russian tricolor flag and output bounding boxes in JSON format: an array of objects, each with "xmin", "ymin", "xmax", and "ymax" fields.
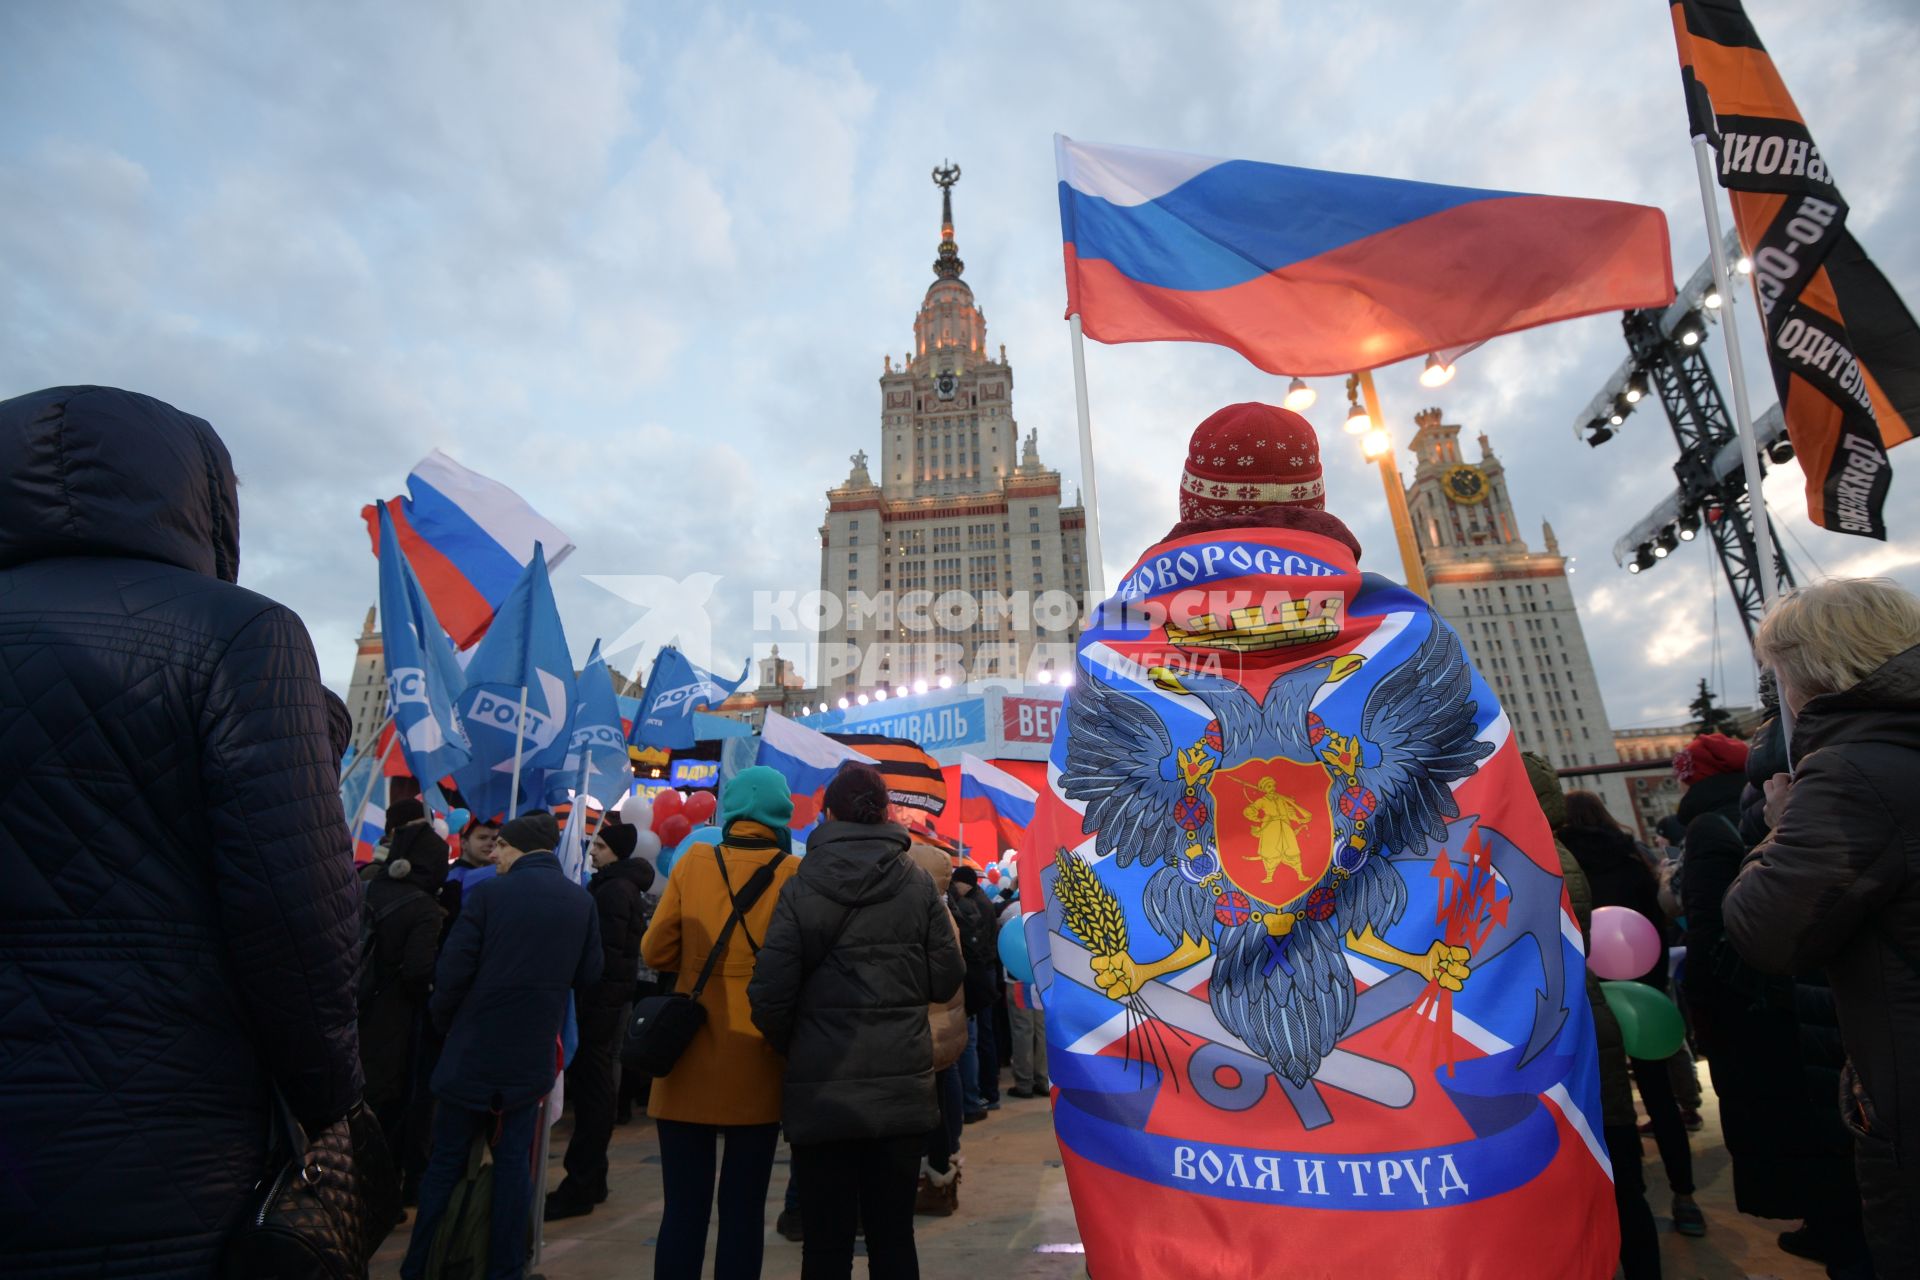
[
  {"xmin": 757, "ymin": 711, "xmax": 875, "ymax": 840},
  {"xmin": 1057, "ymin": 136, "xmax": 1674, "ymax": 375},
  {"xmin": 363, "ymin": 450, "xmax": 575, "ymax": 648},
  {"xmin": 959, "ymin": 752, "xmax": 1037, "ymax": 854}
]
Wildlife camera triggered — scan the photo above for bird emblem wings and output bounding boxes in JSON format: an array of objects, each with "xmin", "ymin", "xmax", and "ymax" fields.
[{"xmin": 1061, "ymin": 661, "xmax": 1191, "ymax": 868}]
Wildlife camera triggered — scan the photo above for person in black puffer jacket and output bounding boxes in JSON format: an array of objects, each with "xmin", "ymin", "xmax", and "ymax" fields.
[
  {"xmin": 0, "ymin": 386, "xmax": 375, "ymax": 1279},
  {"xmin": 749, "ymin": 764, "xmax": 965, "ymax": 1280},
  {"xmin": 949, "ymin": 864, "xmax": 1001, "ymax": 1120},
  {"xmin": 549, "ymin": 817, "xmax": 657, "ymax": 1219},
  {"xmin": 1676, "ymin": 733, "xmax": 1806, "ymax": 1225},
  {"xmin": 359, "ymin": 819, "xmax": 452, "ymax": 1199}
]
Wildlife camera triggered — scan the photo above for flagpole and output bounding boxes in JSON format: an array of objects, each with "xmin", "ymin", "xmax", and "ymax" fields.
[
  {"xmin": 353, "ymin": 726, "xmax": 398, "ymax": 827},
  {"xmin": 508, "ymin": 684, "xmax": 530, "ymax": 819},
  {"xmin": 1691, "ymin": 140, "xmax": 1781, "ymax": 617},
  {"xmin": 1068, "ymin": 314, "xmax": 1107, "ymax": 605}
]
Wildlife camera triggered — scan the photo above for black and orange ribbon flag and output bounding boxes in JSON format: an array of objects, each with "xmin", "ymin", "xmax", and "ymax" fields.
[
  {"xmin": 826, "ymin": 731, "xmax": 948, "ymax": 815},
  {"xmin": 1673, "ymin": 0, "xmax": 1919, "ymax": 540}
]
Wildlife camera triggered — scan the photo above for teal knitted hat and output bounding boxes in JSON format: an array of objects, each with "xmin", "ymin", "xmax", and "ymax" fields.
[{"xmin": 721, "ymin": 765, "xmax": 796, "ymax": 831}]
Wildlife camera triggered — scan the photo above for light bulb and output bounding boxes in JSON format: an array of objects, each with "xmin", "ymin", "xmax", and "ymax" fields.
[
  {"xmin": 937, "ymin": 674, "xmax": 953, "ymax": 689},
  {"xmin": 1343, "ymin": 401, "xmax": 1372, "ymax": 435},
  {"xmin": 912, "ymin": 679, "xmax": 928, "ymax": 694},
  {"xmin": 856, "ymin": 692, "xmax": 870, "ymax": 705},
  {"xmin": 1283, "ymin": 377, "xmax": 1317, "ymax": 412},
  {"xmin": 1419, "ymin": 353, "xmax": 1455, "ymax": 387},
  {"xmin": 1361, "ymin": 428, "xmax": 1391, "ymax": 460},
  {"xmin": 873, "ymin": 688, "xmax": 887, "ymax": 701},
  {"xmin": 1704, "ymin": 288, "xmax": 1722, "ymax": 309},
  {"xmin": 1735, "ymin": 255, "xmax": 1753, "ymax": 275},
  {"xmin": 1036, "ymin": 670, "xmax": 1054, "ymax": 684},
  {"xmin": 837, "ymin": 696, "xmax": 850, "ymax": 710}
]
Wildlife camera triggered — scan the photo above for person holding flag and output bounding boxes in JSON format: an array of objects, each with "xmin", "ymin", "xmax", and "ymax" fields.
[
  {"xmin": 1025, "ymin": 401, "xmax": 1617, "ymax": 1279},
  {"xmin": 454, "ymin": 545, "xmax": 577, "ymax": 822}
]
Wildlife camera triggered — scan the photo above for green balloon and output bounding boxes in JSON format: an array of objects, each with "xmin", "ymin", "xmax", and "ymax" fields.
[{"xmin": 1600, "ymin": 980, "xmax": 1687, "ymax": 1061}]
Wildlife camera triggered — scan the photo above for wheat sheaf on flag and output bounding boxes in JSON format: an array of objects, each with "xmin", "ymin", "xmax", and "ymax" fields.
[
  {"xmin": 1015, "ymin": 524, "xmax": 1616, "ymax": 1280},
  {"xmin": 1056, "ymin": 135, "xmax": 1673, "ymax": 377},
  {"xmin": 1673, "ymin": 0, "xmax": 1919, "ymax": 539}
]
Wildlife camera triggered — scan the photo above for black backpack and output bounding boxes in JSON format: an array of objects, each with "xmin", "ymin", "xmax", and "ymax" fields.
[{"xmin": 356, "ymin": 887, "xmax": 422, "ymax": 1007}]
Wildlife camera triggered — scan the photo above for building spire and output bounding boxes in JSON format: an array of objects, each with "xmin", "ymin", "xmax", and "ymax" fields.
[{"xmin": 931, "ymin": 161, "xmax": 964, "ymax": 280}]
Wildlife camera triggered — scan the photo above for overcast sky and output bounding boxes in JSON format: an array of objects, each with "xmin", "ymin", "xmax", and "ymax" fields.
[{"xmin": 5, "ymin": 0, "xmax": 1917, "ymax": 730}]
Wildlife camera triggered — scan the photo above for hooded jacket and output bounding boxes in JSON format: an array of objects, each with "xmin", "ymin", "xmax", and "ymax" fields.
[
  {"xmin": 747, "ymin": 821, "xmax": 965, "ymax": 1146},
  {"xmin": 0, "ymin": 387, "xmax": 365, "ymax": 1278},
  {"xmin": 1725, "ymin": 643, "xmax": 1920, "ymax": 1270},
  {"xmin": 358, "ymin": 823, "xmax": 452, "ymax": 1108},
  {"xmin": 586, "ymin": 851, "xmax": 656, "ymax": 1004}
]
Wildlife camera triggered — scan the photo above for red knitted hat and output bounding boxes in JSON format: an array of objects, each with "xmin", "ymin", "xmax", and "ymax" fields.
[
  {"xmin": 1673, "ymin": 733, "xmax": 1749, "ymax": 784},
  {"xmin": 1178, "ymin": 402, "xmax": 1324, "ymax": 522}
]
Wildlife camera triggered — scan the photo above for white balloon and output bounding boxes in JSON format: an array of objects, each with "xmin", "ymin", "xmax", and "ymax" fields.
[
  {"xmin": 632, "ymin": 828, "xmax": 663, "ymax": 860},
  {"xmin": 618, "ymin": 793, "xmax": 653, "ymax": 828}
]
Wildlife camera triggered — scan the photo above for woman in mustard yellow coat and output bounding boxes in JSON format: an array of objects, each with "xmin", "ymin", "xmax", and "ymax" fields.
[{"xmin": 641, "ymin": 766, "xmax": 801, "ymax": 1280}]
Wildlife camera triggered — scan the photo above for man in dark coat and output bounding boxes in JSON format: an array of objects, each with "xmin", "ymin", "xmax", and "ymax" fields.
[
  {"xmin": 548, "ymin": 818, "xmax": 656, "ymax": 1219},
  {"xmin": 0, "ymin": 386, "xmax": 372, "ymax": 1278},
  {"xmin": 402, "ymin": 810, "xmax": 602, "ymax": 1280},
  {"xmin": 948, "ymin": 864, "xmax": 1000, "ymax": 1120},
  {"xmin": 747, "ymin": 764, "xmax": 965, "ymax": 1278},
  {"xmin": 359, "ymin": 818, "xmax": 453, "ymax": 1200},
  {"xmin": 1676, "ymin": 733, "xmax": 1806, "ymax": 1224},
  {"xmin": 1726, "ymin": 579, "xmax": 1920, "ymax": 1276}
]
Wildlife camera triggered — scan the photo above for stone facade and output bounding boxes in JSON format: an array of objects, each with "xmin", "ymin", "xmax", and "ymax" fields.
[
  {"xmin": 816, "ymin": 169, "xmax": 1088, "ymax": 695},
  {"xmin": 1403, "ymin": 408, "xmax": 1633, "ymax": 820}
]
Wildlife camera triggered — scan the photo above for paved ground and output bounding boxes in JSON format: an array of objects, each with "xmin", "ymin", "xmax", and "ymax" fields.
[{"xmin": 375, "ymin": 1078, "xmax": 1826, "ymax": 1279}]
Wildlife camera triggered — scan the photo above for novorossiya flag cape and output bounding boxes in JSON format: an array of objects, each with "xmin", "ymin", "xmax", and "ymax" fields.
[
  {"xmin": 1674, "ymin": 0, "xmax": 1919, "ymax": 539},
  {"xmin": 1017, "ymin": 525, "xmax": 1615, "ymax": 1279}
]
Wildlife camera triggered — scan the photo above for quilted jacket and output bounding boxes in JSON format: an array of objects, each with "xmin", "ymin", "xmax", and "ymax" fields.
[{"xmin": 0, "ymin": 387, "xmax": 365, "ymax": 1279}]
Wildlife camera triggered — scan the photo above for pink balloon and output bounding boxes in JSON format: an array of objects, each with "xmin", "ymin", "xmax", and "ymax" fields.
[{"xmin": 1589, "ymin": 906, "xmax": 1663, "ymax": 981}]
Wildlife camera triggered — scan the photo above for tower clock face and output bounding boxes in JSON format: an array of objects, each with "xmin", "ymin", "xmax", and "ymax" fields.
[
  {"xmin": 934, "ymin": 371, "xmax": 958, "ymax": 400},
  {"xmin": 1443, "ymin": 463, "xmax": 1490, "ymax": 505}
]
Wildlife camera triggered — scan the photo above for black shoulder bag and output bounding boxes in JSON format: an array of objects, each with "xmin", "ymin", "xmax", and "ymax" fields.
[
  {"xmin": 624, "ymin": 849, "xmax": 787, "ymax": 1077},
  {"xmin": 223, "ymin": 1090, "xmax": 399, "ymax": 1280}
]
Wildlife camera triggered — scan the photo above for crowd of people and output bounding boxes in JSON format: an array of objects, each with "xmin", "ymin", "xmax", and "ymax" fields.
[{"xmin": 1, "ymin": 381, "xmax": 1915, "ymax": 1280}]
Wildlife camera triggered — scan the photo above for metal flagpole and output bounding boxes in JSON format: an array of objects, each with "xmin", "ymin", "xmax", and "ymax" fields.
[
  {"xmin": 507, "ymin": 684, "xmax": 530, "ymax": 819},
  {"xmin": 1691, "ymin": 136, "xmax": 1793, "ymax": 742},
  {"xmin": 352, "ymin": 728, "xmax": 398, "ymax": 826},
  {"xmin": 1691, "ymin": 140, "xmax": 1781, "ymax": 614},
  {"xmin": 1068, "ymin": 314, "xmax": 1107, "ymax": 604}
]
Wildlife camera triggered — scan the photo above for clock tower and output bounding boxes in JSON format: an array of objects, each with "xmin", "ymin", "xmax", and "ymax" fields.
[
  {"xmin": 816, "ymin": 164, "xmax": 1090, "ymax": 695},
  {"xmin": 1404, "ymin": 407, "xmax": 1629, "ymax": 817}
]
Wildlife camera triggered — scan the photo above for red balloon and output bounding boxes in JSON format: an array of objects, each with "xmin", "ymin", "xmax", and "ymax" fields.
[
  {"xmin": 653, "ymin": 788, "xmax": 684, "ymax": 819},
  {"xmin": 789, "ymin": 793, "xmax": 819, "ymax": 829},
  {"xmin": 684, "ymin": 790, "xmax": 718, "ymax": 823},
  {"xmin": 659, "ymin": 813, "xmax": 694, "ymax": 847},
  {"xmin": 987, "ymin": 867, "xmax": 1002, "ymax": 884}
]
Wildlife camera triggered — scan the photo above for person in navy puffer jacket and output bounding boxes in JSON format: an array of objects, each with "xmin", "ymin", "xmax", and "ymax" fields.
[{"xmin": 0, "ymin": 386, "xmax": 374, "ymax": 1278}]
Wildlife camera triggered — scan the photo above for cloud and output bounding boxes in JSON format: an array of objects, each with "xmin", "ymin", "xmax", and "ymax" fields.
[{"xmin": 4, "ymin": 0, "xmax": 1918, "ymax": 750}]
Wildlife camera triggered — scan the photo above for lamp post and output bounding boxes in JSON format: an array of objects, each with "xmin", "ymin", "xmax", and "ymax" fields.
[{"xmin": 1346, "ymin": 369, "xmax": 1431, "ymax": 601}]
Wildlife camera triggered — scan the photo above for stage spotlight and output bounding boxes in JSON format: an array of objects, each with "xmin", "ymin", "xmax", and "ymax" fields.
[
  {"xmin": 1624, "ymin": 372, "xmax": 1649, "ymax": 404},
  {"xmin": 1767, "ymin": 438, "xmax": 1795, "ymax": 464},
  {"xmin": 1587, "ymin": 421, "xmax": 1615, "ymax": 448},
  {"xmin": 1654, "ymin": 527, "xmax": 1678, "ymax": 557},
  {"xmin": 1677, "ymin": 510, "xmax": 1701, "ymax": 541}
]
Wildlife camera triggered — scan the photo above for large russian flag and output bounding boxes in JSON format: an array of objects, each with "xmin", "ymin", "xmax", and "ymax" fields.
[
  {"xmin": 1057, "ymin": 135, "xmax": 1674, "ymax": 375},
  {"xmin": 363, "ymin": 450, "xmax": 575, "ymax": 648}
]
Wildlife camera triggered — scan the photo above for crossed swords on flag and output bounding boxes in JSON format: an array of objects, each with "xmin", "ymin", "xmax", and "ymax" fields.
[{"xmin": 1045, "ymin": 815, "xmax": 1568, "ymax": 1131}]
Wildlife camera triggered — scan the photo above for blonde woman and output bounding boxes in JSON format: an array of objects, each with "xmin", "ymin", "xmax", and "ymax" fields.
[{"xmin": 1724, "ymin": 577, "xmax": 1920, "ymax": 1276}]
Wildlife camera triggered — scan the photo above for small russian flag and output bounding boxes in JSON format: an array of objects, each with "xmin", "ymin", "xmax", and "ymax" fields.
[
  {"xmin": 960, "ymin": 752, "xmax": 1038, "ymax": 853},
  {"xmin": 362, "ymin": 450, "xmax": 575, "ymax": 648}
]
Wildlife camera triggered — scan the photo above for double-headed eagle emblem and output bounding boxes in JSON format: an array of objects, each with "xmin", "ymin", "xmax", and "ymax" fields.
[{"xmin": 1062, "ymin": 624, "xmax": 1494, "ymax": 1088}]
